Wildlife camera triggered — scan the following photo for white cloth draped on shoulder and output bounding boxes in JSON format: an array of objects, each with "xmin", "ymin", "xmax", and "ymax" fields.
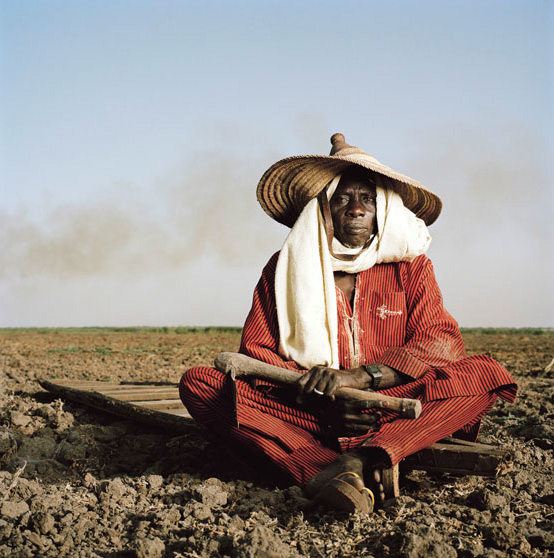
[{"xmin": 274, "ymin": 174, "xmax": 432, "ymax": 370}]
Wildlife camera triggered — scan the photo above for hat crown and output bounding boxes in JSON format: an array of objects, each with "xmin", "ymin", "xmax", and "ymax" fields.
[
  {"xmin": 330, "ymin": 132, "xmax": 380, "ymax": 165},
  {"xmin": 330, "ymin": 133, "xmax": 350, "ymax": 155}
]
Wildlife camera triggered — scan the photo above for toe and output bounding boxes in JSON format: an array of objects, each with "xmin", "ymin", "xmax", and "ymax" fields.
[{"xmin": 335, "ymin": 471, "xmax": 365, "ymax": 492}]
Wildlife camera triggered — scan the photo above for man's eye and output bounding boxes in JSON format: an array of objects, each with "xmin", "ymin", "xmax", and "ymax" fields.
[{"xmin": 333, "ymin": 196, "xmax": 349, "ymax": 204}]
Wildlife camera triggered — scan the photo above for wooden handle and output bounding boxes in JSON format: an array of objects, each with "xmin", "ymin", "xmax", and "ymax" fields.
[{"xmin": 214, "ymin": 352, "xmax": 421, "ymax": 419}]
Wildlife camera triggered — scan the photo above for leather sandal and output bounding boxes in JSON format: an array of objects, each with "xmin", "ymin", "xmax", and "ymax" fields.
[{"xmin": 313, "ymin": 471, "xmax": 375, "ymax": 514}]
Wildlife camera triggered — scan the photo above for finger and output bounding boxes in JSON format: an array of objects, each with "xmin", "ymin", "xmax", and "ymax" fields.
[
  {"xmin": 325, "ymin": 374, "xmax": 340, "ymax": 400},
  {"xmin": 317, "ymin": 372, "xmax": 337, "ymax": 398},
  {"xmin": 303, "ymin": 371, "xmax": 324, "ymax": 395},
  {"xmin": 296, "ymin": 373, "xmax": 310, "ymax": 390},
  {"xmin": 297, "ymin": 367, "xmax": 321, "ymax": 393},
  {"xmin": 341, "ymin": 399, "xmax": 369, "ymax": 411},
  {"xmin": 305, "ymin": 367, "xmax": 335, "ymax": 397},
  {"xmin": 316, "ymin": 369, "xmax": 349, "ymax": 399},
  {"xmin": 334, "ymin": 399, "xmax": 350, "ymax": 414}
]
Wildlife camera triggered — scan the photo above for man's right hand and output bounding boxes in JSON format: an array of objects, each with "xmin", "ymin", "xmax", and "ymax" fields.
[{"xmin": 326, "ymin": 399, "xmax": 382, "ymax": 437}]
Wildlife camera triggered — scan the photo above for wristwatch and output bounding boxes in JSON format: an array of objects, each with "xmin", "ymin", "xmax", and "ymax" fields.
[{"xmin": 363, "ymin": 364, "xmax": 382, "ymax": 390}]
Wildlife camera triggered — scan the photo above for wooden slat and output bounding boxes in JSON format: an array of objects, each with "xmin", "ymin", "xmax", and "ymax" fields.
[
  {"xmin": 50, "ymin": 380, "xmax": 128, "ymax": 388},
  {"xmin": 161, "ymin": 408, "xmax": 193, "ymax": 418},
  {"xmin": 92, "ymin": 390, "xmax": 179, "ymax": 401},
  {"xmin": 403, "ymin": 440, "xmax": 507, "ymax": 476},
  {"xmin": 440, "ymin": 437, "xmax": 503, "ymax": 451},
  {"xmin": 93, "ymin": 384, "xmax": 177, "ymax": 390},
  {"xmin": 51, "ymin": 380, "xmax": 178, "ymax": 391},
  {"xmin": 40, "ymin": 380, "xmax": 196, "ymax": 433},
  {"xmin": 94, "ymin": 386, "xmax": 178, "ymax": 394},
  {"xmin": 431, "ymin": 442, "xmax": 505, "ymax": 456},
  {"xmin": 51, "ymin": 381, "xmax": 181, "ymax": 401},
  {"xmin": 131, "ymin": 399, "xmax": 184, "ymax": 410}
]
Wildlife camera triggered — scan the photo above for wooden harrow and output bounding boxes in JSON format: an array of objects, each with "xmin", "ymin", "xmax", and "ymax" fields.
[{"xmin": 41, "ymin": 379, "xmax": 510, "ymax": 489}]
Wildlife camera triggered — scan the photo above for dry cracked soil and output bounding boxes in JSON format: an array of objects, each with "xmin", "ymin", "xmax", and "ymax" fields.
[{"xmin": 1, "ymin": 328, "xmax": 553, "ymax": 558}]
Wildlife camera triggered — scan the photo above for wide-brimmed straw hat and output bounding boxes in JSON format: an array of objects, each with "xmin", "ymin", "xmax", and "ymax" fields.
[{"xmin": 257, "ymin": 133, "xmax": 442, "ymax": 227}]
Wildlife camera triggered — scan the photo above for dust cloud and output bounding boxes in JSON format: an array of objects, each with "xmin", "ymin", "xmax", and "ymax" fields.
[
  {"xmin": 0, "ymin": 155, "xmax": 284, "ymax": 281},
  {"xmin": 1, "ymin": 117, "xmax": 331, "ymax": 283},
  {"xmin": 0, "ymin": 153, "xmax": 287, "ymax": 327},
  {"xmin": 0, "ymin": 117, "xmax": 326, "ymax": 326}
]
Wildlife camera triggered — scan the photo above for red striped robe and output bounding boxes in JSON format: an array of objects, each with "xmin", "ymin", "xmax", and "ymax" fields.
[{"xmin": 180, "ymin": 253, "xmax": 517, "ymax": 486}]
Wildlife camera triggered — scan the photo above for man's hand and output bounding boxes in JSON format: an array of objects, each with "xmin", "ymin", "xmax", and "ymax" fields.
[
  {"xmin": 327, "ymin": 399, "xmax": 382, "ymax": 437},
  {"xmin": 296, "ymin": 363, "xmax": 409, "ymax": 403},
  {"xmin": 294, "ymin": 364, "xmax": 411, "ymax": 435},
  {"xmin": 296, "ymin": 365, "xmax": 371, "ymax": 402}
]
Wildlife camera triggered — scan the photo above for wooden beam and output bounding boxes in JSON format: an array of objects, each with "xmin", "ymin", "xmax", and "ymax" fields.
[
  {"xmin": 130, "ymin": 399, "xmax": 189, "ymax": 411},
  {"xmin": 402, "ymin": 438, "xmax": 507, "ymax": 476}
]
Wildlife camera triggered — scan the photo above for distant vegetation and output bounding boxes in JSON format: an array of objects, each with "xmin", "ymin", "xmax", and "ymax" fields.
[
  {"xmin": 460, "ymin": 327, "xmax": 552, "ymax": 335},
  {"xmin": 0, "ymin": 326, "xmax": 551, "ymax": 336},
  {"xmin": 0, "ymin": 326, "xmax": 243, "ymax": 335}
]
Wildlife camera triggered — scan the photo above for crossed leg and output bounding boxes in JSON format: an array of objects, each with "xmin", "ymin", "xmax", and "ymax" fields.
[{"xmin": 180, "ymin": 366, "xmax": 499, "ymax": 512}]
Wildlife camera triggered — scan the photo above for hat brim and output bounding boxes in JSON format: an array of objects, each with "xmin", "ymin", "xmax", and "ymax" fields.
[{"xmin": 257, "ymin": 154, "xmax": 442, "ymax": 227}]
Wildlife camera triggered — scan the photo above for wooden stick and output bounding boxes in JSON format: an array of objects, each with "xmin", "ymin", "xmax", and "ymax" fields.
[{"xmin": 214, "ymin": 352, "xmax": 422, "ymax": 419}]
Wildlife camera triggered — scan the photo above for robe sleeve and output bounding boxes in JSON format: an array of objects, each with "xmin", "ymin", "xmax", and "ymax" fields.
[
  {"xmin": 377, "ymin": 256, "xmax": 467, "ymax": 380},
  {"xmin": 239, "ymin": 252, "xmax": 304, "ymax": 371}
]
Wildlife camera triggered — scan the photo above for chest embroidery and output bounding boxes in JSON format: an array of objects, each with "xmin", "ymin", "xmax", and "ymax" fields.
[{"xmin": 376, "ymin": 304, "xmax": 403, "ymax": 320}]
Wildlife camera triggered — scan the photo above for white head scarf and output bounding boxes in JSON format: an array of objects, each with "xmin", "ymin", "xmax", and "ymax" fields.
[{"xmin": 274, "ymin": 173, "xmax": 431, "ymax": 369}]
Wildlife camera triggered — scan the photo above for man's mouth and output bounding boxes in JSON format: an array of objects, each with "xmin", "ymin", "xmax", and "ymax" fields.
[{"xmin": 344, "ymin": 224, "xmax": 367, "ymax": 233}]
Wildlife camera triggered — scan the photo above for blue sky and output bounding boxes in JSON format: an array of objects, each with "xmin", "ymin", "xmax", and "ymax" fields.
[{"xmin": 1, "ymin": 0, "xmax": 553, "ymax": 327}]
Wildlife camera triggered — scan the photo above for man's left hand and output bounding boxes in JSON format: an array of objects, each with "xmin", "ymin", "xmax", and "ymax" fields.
[
  {"xmin": 296, "ymin": 365, "xmax": 371, "ymax": 402},
  {"xmin": 295, "ymin": 363, "xmax": 410, "ymax": 405}
]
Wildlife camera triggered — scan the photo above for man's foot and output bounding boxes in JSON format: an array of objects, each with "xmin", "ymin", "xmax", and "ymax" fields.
[
  {"xmin": 304, "ymin": 451, "xmax": 399, "ymax": 514},
  {"xmin": 313, "ymin": 471, "xmax": 374, "ymax": 514},
  {"xmin": 368, "ymin": 464, "xmax": 400, "ymax": 504},
  {"xmin": 305, "ymin": 453, "xmax": 365, "ymax": 499}
]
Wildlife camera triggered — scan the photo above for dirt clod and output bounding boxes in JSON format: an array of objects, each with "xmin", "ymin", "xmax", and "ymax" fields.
[
  {"xmin": 1, "ymin": 501, "xmax": 29, "ymax": 519},
  {"xmin": 135, "ymin": 536, "xmax": 165, "ymax": 558}
]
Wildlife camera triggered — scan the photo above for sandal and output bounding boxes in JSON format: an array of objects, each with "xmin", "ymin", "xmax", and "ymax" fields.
[{"xmin": 313, "ymin": 471, "xmax": 375, "ymax": 514}]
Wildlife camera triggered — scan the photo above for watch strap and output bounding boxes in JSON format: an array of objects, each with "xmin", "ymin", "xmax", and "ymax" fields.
[{"xmin": 363, "ymin": 364, "xmax": 383, "ymax": 390}]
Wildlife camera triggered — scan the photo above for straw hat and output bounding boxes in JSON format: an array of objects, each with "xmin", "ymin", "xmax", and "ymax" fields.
[{"xmin": 257, "ymin": 133, "xmax": 442, "ymax": 227}]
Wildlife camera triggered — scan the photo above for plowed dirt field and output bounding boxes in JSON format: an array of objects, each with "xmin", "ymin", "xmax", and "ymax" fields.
[{"xmin": 1, "ymin": 329, "xmax": 553, "ymax": 557}]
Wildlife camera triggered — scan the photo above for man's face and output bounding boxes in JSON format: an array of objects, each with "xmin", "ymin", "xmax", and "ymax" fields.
[{"xmin": 330, "ymin": 172, "xmax": 377, "ymax": 248}]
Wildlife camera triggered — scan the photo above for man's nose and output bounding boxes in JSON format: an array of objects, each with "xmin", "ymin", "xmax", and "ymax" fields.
[{"xmin": 346, "ymin": 199, "xmax": 365, "ymax": 217}]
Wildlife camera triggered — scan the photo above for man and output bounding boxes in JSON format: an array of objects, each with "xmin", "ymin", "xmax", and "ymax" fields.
[{"xmin": 180, "ymin": 133, "xmax": 517, "ymax": 514}]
